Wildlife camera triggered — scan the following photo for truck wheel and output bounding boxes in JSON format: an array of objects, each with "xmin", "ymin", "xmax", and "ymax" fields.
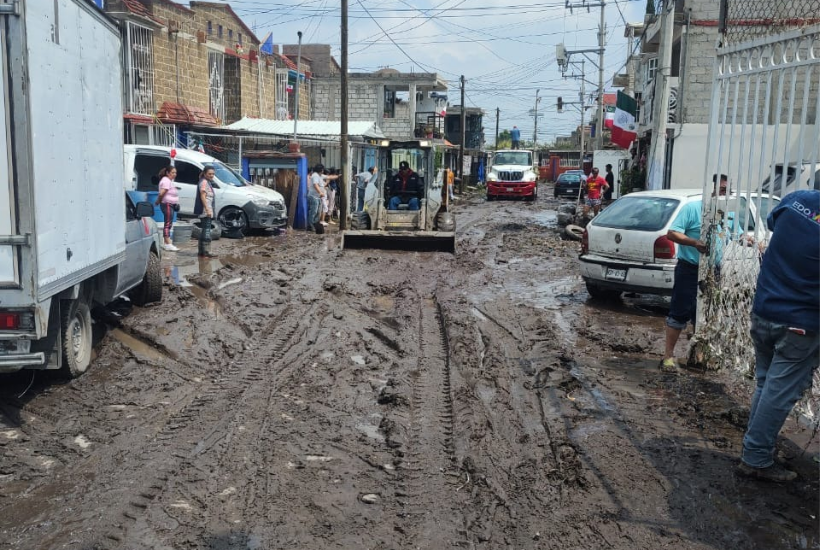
[
  {"xmin": 526, "ymin": 186, "xmax": 538, "ymax": 202},
  {"xmin": 60, "ymin": 301, "xmax": 92, "ymax": 378},
  {"xmin": 131, "ymin": 251, "xmax": 163, "ymax": 306}
]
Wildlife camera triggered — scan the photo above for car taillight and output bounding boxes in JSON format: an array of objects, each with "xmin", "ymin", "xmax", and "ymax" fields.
[
  {"xmin": 0, "ymin": 312, "xmax": 20, "ymax": 330},
  {"xmin": 654, "ymin": 235, "xmax": 676, "ymax": 260},
  {"xmin": 581, "ymin": 229, "xmax": 589, "ymax": 254}
]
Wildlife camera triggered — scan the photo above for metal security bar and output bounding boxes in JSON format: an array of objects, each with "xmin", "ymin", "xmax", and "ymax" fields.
[
  {"xmin": 695, "ymin": 25, "xmax": 820, "ymax": 422},
  {"xmin": 720, "ymin": 0, "xmax": 820, "ymax": 46},
  {"xmin": 275, "ymin": 68, "xmax": 289, "ymax": 120},
  {"xmin": 124, "ymin": 22, "xmax": 154, "ymax": 116},
  {"xmin": 208, "ymin": 51, "xmax": 225, "ymax": 123}
]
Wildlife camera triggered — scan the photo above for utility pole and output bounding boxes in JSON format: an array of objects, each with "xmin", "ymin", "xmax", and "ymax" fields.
[
  {"xmin": 563, "ymin": 1, "xmax": 606, "ymax": 150},
  {"xmin": 340, "ymin": 0, "xmax": 349, "ymax": 229},
  {"xmin": 596, "ymin": 2, "xmax": 606, "ymax": 150},
  {"xmin": 533, "ymin": 89, "xmax": 541, "ymax": 147},
  {"xmin": 579, "ymin": 63, "xmax": 586, "ymax": 171},
  {"xmin": 495, "ymin": 107, "xmax": 500, "ymax": 150},
  {"xmin": 293, "ymin": 31, "xmax": 303, "ymax": 141},
  {"xmin": 459, "ymin": 75, "xmax": 466, "ymax": 194},
  {"xmin": 647, "ymin": 0, "xmax": 674, "ymax": 190}
]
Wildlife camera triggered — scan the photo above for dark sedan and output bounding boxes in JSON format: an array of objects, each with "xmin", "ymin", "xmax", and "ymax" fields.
[{"xmin": 553, "ymin": 173, "xmax": 585, "ymax": 199}]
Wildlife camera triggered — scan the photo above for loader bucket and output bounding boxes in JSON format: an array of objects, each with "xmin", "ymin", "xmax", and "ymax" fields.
[{"xmin": 342, "ymin": 230, "xmax": 456, "ymax": 253}]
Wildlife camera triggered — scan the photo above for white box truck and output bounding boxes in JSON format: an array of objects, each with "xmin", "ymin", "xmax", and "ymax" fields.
[{"xmin": 0, "ymin": 0, "xmax": 162, "ymax": 377}]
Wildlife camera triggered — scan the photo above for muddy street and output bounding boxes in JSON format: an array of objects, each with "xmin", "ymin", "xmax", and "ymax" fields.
[{"xmin": 0, "ymin": 196, "xmax": 817, "ymax": 550}]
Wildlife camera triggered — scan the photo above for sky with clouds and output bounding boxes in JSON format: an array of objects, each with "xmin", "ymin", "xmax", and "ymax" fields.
[{"xmin": 184, "ymin": 0, "xmax": 648, "ymax": 144}]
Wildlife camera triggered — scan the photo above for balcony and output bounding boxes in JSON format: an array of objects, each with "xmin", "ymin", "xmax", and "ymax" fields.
[{"xmin": 414, "ymin": 112, "xmax": 445, "ymax": 139}]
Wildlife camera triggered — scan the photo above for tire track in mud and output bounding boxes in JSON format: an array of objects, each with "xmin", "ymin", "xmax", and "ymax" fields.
[
  {"xmin": 126, "ymin": 306, "xmax": 318, "ymax": 547},
  {"xmin": 393, "ymin": 295, "xmax": 468, "ymax": 548},
  {"xmin": 1, "ymin": 304, "xmax": 302, "ymax": 549}
]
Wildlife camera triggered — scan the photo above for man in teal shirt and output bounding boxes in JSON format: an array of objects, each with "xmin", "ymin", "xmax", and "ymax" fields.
[{"xmin": 660, "ymin": 175, "xmax": 728, "ymax": 369}]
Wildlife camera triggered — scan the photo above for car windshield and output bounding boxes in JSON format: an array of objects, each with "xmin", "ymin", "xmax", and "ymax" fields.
[
  {"xmin": 214, "ymin": 162, "xmax": 248, "ymax": 187},
  {"xmin": 594, "ymin": 196, "xmax": 682, "ymax": 231},
  {"xmin": 558, "ymin": 175, "xmax": 580, "ymax": 183},
  {"xmin": 494, "ymin": 152, "xmax": 531, "ymax": 165}
]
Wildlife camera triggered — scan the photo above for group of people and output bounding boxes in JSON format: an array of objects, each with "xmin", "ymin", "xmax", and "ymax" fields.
[
  {"xmin": 308, "ymin": 163, "xmax": 341, "ymax": 229},
  {"xmin": 660, "ymin": 176, "xmax": 819, "ymax": 483},
  {"xmin": 155, "ymin": 164, "xmax": 217, "ymax": 258}
]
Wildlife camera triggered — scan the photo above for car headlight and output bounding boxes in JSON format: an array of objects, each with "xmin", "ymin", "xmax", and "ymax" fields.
[
  {"xmin": 487, "ymin": 173, "xmax": 498, "ymax": 182},
  {"xmin": 523, "ymin": 173, "xmax": 536, "ymax": 182},
  {"xmin": 251, "ymin": 196, "xmax": 270, "ymax": 206}
]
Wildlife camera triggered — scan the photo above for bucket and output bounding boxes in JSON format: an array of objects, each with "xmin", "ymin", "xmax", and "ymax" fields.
[{"xmin": 171, "ymin": 221, "xmax": 194, "ymax": 245}]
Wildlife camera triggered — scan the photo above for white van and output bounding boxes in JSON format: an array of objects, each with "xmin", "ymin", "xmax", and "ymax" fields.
[{"xmin": 124, "ymin": 145, "xmax": 287, "ymax": 232}]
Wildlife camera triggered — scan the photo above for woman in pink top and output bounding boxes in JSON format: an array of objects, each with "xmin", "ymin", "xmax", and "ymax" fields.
[{"xmin": 155, "ymin": 166, "xmax": 179, "ymax": 251}]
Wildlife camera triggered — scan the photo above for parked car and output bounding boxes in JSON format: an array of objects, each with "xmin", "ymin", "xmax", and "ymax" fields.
[
  {"xmin": 554, "ymin": 172, "xmax": 585, "ymax": 199},
  {"xmin": 124, "ymin": 146, "xmax": 288, "ymax": 234},
  {"xmin": 578, "ymin": 189, "xmax": 778, "ymax": 299},
  {"xmin": 760, "ymin": 162, "xmax": 820, "ymax": 196}
]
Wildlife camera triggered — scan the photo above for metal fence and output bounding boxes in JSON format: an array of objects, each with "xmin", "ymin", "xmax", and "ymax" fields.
[
  {"xmin": 720, "ymin": 0, "xmax": 820, "ymax": 46},
  {"xmin": 695, "ymin": 24, "xmax": 820, "ymax": 423}
]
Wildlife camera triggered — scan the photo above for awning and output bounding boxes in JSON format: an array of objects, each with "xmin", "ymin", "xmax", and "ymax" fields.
[
  {"xmin": 157, "ymin": 102, "xmax": 219, "ymax": 126},
  {"xmin": 222, "ymin": 117, "xmax": 386, "ymax": 140}
]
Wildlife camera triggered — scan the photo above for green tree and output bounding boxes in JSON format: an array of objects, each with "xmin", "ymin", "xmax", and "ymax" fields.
[{"xmin": 496, "ymin": 129, "xmax": 512, "ymax": 149}]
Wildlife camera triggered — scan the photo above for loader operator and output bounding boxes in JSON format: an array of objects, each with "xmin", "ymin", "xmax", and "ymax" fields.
[{"xmin": 388, "ymin": 161, "xmax": 423, "ymax": 211}]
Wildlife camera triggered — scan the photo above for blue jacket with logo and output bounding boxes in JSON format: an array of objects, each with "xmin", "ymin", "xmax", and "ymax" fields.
[{"xmin": 753, "ymin": 190, "xmax": 820, "ymax": 332}]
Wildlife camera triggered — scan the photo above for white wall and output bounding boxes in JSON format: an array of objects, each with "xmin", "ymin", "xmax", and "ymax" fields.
[{"xmin": 670, "ymin": 123, "xmax": 819, "ymax": 193}]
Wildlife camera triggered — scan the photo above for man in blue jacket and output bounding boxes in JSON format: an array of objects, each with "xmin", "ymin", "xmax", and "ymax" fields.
[
  {"xmin": 511, "ymin": 126, "xmax": 521, "ymax": 149},
  {"xmin": 737, "ymin": 189, "xmax": 819, "ymax": 482}
]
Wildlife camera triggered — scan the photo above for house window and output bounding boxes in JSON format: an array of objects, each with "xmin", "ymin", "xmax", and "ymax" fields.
[
  {"xmin": 275, "ymin": 68, "xmax": 289, "ymax": 120},
  {"xmin": 218, "ymin": 25, "xmax": 223, "ymax": 38},
  {"xmin": 384, "ymin": 88, "xmax": 396, "ymax": 118},
  {"xmin": 207, "ymin": 21, "xmax": 212, "ymax": 35},
  {"xmin": 123, "ymin": 22, "xmax": 154, "ymax": 116},
  {"xmin": 646, "ymin": 57, "xmax": 658, "ymax": 85},
  {"xmin": 208, "ymin": 51, "xmax": 225, "ymax": 121},
  {"xmin": 238, "ymin": 33, "xmax": 242, "ymax": 45},
  {"xmin": 228, "ymin": 29, "xmax": 233, "ymax": 41}
]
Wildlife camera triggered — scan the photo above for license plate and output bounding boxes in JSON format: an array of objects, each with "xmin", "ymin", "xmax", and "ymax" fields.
[
  {"xmin": 506, "ymin": 187, "xmax": 514, "ymax": 192},
  {"xmin": 605, "ymin": 268, "xmax": 627, "ymax": 281}
]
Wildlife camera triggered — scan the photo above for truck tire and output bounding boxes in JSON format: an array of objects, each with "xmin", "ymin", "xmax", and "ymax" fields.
[
  {"xmin": 60, "ymin": 301, "xmax": 93, "ymax": 378},
  {"xmin": 131, "ymin": 251, "xmax": 163, "ymax": 306}
]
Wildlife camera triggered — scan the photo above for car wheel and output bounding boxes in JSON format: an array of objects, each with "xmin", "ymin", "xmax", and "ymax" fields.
[
  {"xmin": 586, "ymin": 282, "xmax": 622, "ymax": 301},
  {"xmin": 131, "ymin": 251, "xmax": 163, "ymax": 307},
  {"xmin": 526, "ymin": 186, "xmax": 537, "ymax": 202},
  {"xmin": 60, "ymin": 300, "xmax": 93, "ymax": 378},
  {"xmin": 564, "ymin": 224, "xmax": 584, "ymax": 241},
  {"xmin": 218, "ymin": 206, "xmax": 249, "ymax": 235}
]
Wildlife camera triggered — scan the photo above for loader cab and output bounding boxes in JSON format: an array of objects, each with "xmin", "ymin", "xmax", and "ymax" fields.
[{"xmin": 381, "ymin": 145, "xmax": 430, "ymax": 207}]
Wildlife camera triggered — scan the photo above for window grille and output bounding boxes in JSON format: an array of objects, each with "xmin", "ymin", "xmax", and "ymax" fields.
[
  {"xmin": 124, "ymin": 22, "xmax": 154, "ymax": 116},
  {"xmin": 208, "ymin": 51, "xmax": 225, "ymax": 122},
  {"xmin": 275, "ymin": 68, "xmax": 289, "ymax": 120}
]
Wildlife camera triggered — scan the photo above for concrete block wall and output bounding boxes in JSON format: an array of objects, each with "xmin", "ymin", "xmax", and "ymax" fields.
[{"xmin": 312, "ymin": 80, "xmax": 380, "ymax": 122}]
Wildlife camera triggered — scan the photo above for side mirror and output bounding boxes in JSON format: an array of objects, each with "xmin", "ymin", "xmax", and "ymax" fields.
[{"xmin": 135, "ymin": 201, "xmax": 155, "ymax": 218}]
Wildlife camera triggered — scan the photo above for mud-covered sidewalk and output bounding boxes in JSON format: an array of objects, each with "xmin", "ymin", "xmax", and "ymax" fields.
[{"xmin": 1, "ymin": 195, "xmax": 817, "ymax": 550}]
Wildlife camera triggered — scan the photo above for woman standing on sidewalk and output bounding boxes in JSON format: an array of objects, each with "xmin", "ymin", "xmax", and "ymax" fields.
[
  {"xmin": 194, "ymin": 165, "xmax": 217, "ymax": 258},
  {"xmin": 155, "ymin": 166, "xmax": 179, "ymax": 251}
]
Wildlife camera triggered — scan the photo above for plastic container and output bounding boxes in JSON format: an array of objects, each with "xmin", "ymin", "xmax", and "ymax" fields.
[{"xmin": 171, "ymin": 221, "xmax": 194, "ymax": 245}]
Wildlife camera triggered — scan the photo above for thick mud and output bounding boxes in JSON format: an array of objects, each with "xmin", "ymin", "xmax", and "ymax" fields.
[{"xmin": 1, "ymin": 195, "xmax": 817, "ymax": 550}]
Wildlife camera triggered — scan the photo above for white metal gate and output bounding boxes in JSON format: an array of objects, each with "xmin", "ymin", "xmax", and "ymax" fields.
[
  {"xmin": 695, "ymin": 22, "xmax": 820, "ymax": 420},
  {"xmin": 208, "ymin": 51, "xmax": 225, "ymax": 123},
  {"xmin": 124, "ymin": 22, "xmax": 154, "ymax": 116}
]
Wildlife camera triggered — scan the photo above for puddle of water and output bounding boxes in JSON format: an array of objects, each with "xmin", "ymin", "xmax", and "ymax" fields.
[
  {"xmin": 187, "ymin": 286, "xmax": 223, "ymax": 318},
  {"xmin": 220, "ymin": 254, "xmax": 271, "ymax": 268},
  {"xmin": 530, "ymin": 210, "xmax": 557, "ymax": 227},
  {"xmin": 355, "ymin": 415, "xmax": 385, "ymax": 442},
  {"xmin": 166, "ymin": 259, "xmax": 222, "ymax": 287},
  {"xmin": 110, "ymin": 329, "xmax": 167, "ymax": 362}
]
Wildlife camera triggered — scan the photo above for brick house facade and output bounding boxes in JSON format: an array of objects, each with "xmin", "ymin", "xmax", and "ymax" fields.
[{"xmin": 104, "ymin": 0, "xmax": 303, "ymax": 144}]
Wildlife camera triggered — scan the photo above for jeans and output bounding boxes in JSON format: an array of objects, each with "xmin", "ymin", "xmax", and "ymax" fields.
[
  {"xmin": 356, "ymin": 188, "xmax": 366, "ymax": 212},
  {"xmin": 666, "ymin": 260, "xmax": 699, "ymax": 330},
  {"xmin": 198, "ymin": 217, "xmax": 212, "ymax": 255},
  {"xmin": 308, "ymin": 195, "xmax": 321, "ymax": 226},
  {"xmin": 388, "ymin": 196, "xmax": 420, "ymax": 210},
  {"xmin": 742, "ymin": 313, "xmax": 820, "ymax": 468}
]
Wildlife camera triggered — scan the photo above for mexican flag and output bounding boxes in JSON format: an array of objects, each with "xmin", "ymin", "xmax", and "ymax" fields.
[
  {"xmin": 604, "ymin": 104, "xmax": 615, "ymax": 128},
  {"xmin": 611, "ymin": 91, "xmax": 637, "ymax": 148}
]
